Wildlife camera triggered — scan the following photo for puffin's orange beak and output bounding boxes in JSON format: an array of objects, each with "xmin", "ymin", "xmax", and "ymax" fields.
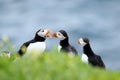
[
  {"xmin": 51, "ymin": 32, "xmax": 57, "ymax": 38},
  {"xmin": 77, "ymin": 40, "xmax": 80, "ymax": 44},
  {"xmin": 46, "ymin": 30, "xmax": 52, "ymax": 38}
]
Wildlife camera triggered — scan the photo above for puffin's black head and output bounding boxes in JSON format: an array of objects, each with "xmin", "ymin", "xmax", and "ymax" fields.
[
  {"xmin": 58, "ymin": 30, "xmax": 68, "ymax": 38},
  {"xmin": 35, "ymin": 29, "xmax": 51, "ymax": 38},
  {"xmin": 52, "ymin": 30, "xmax": 68, "ymax": 40},
  {"xmin": 77, "ymin": 37, "xmax": 89, "ymax": 47}
]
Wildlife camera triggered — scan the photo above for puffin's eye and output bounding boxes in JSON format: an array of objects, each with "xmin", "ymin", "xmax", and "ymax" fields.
[
  {"xmin": 42, "ymin": 30, "xmax": 44, "ymax": 32},
  {"xmin": 58, "ymin": 33, "xmax": 60, "ymax": 35}
]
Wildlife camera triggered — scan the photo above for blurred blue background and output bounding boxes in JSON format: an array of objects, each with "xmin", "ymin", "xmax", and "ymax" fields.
[{"xmin": 0, "ymin": 0, "xmax": 120, "ymax": 70}]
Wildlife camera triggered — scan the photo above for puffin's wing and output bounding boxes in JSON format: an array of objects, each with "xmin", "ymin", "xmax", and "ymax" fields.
[
  {"xmin": 95, "ymin": 55, "xmax": 105, "ymax": 68},
  {"xmin": 18, "ymin": 40, "xmax": 34, "ymax": 56},
  {"xmin": 70, "ymin": 46, "xmax": 78, "ymax": 55},
  {"xmin": 89, "ymin": 55, "xmax": 105, "ymax": 68}
]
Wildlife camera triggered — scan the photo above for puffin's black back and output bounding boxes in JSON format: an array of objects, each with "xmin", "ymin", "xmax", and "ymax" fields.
[
  {"xmin": 88, "ymin": 55, "xmax": 105, "ymax": 68},
  {"xmin": 18, "ymin": 40, "xmax": 34, "ymax": 56},
  {"xmin": 61, "ymin": 45, "xmax": 78, "ymax": 55},
  {"xmin": 59, "ymin": 30, "xmax": 68, "ymax": 38}
]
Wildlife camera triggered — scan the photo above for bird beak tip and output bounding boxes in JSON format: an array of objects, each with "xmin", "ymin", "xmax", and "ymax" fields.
[
  {"xmin": 52, "ymin": 32, "xmax": 57, "ymax": 38},
  {"xmin": 46, "ymin": 30, "xmax": 57, "ymax": 38},
  {"xmin": 77, "ymin": 40, "xmax": 80, "ymax": 44},
  {"xmin": 46, "ymin": 30, "xmax": 50, "ymax": 38}
]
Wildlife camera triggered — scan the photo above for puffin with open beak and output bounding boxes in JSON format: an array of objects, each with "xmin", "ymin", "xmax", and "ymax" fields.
[
  {"xmin": 18, "ymin": 29, "xmax": 51, "ymax": 56},
  {"xmin": 52, "ymin": 30, "xmax": 78, "ymax": 55}
]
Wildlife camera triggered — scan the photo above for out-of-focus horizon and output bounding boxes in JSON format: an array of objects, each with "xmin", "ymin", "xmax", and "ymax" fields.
[{"xmin": 0, "ymin": 0, "xmax": 120, "ymax": 70}]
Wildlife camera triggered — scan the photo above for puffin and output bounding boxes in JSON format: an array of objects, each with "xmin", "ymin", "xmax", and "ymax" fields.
[
  {"xmin": 52, "ymin": 30, "xmax": 78, "ymax": 55},
  {"xmin": 0, "ymin": 51, "xmax": 10, "ymax": 58},
  {"xmin": 77, "ymin": 37, "xmax": 105, "ymax": 68},
  {"xmin": 18, "ymin": 29, "xmax": 51, "ymax": 56}
]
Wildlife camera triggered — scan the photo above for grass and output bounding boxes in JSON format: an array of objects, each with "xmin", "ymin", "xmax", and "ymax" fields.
[
  {"xmin": 0, "ymin": 50, "xmax": 120, "ymax": 80},
  {"xmin": 0, "ymin": 38, "xmax": 120, "ymax": 80}
]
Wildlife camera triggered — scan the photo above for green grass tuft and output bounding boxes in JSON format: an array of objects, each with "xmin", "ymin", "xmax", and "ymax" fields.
[{"xmin": 0, "ymin": 50, "xmax": 120, "ymax": 80}]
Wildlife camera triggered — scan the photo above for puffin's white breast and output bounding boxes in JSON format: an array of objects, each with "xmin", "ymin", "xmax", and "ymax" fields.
[
  {"xmin": 58, "ymin": 45, "xmax": 62, "ymax": 53},
  {"xmin": 26, "ymin": 42, "xmax": 46, "ymax": 55},
  {"xmin": 81, "ymin": 53, "xmax": 88, "ymax": 64}
]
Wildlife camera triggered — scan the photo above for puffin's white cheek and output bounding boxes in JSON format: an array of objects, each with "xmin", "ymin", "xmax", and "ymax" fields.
[
  {"xmin": 56, "ymin": 35, "xmax": 60, "ymax": 38},
  {"xmin": 57, "ymin": 34, "xmax": 62, "ymax": 40},
  {"xmin": 59, "ymin": 36, "xmax": 65, "ymax": 40},
  {"xmin": 56, "ymin": 32, "xmax": 66, "ymax": 40},
  {"xmin": 79, "ymin": 39, "xmax": 86, "ymax": 46},
  {"xmin": 38, "ymin": 32, "xmax": 46, "ymax": 37},
  {"xmin": 44, "ymin": 30, "xmax": 48, "ymax": 35},
  {"xmin": 38, "ymin": 32, "xmax": 42, "ymax": 36}
]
